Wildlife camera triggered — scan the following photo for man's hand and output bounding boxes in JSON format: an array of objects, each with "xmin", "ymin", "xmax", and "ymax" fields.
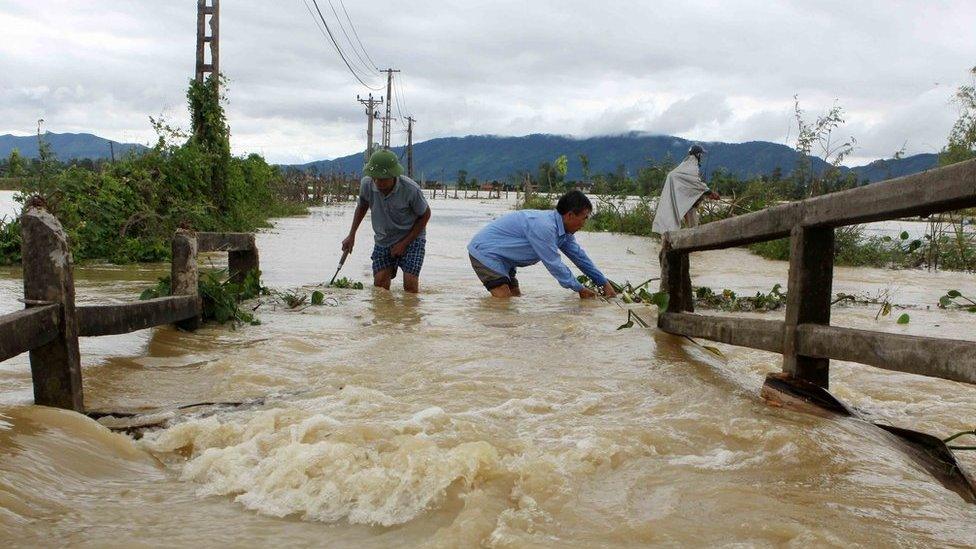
[
  {"xmin": 341, "ymin": 234, "xmax": 355, "ymax": 253},
  {"xmin": 601, "ymin": 281, "xmax": 617, "ymax": 298},
  {"xmin": 579, "ymin": 287, "xmax": 597, "ymax": 299},
  {"xmin": 390, "ymin": 239, "xmax": 408, "ymax": 258},
  {"xmin": 707, "ymin": 191, "xmax": 720, "ymax": 200}
]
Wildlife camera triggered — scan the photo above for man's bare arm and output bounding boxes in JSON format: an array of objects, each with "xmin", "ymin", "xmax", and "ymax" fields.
[
  {"xmin": 341, "ymin": 201, "xmax": 370, "ymax": 252},
  {"xmin": 390, "ymin": 207, "xmax": 431, "ymax": 257}
]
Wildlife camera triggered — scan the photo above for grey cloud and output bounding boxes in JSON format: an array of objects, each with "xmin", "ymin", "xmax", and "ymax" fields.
[{"xmin": 1, "ymin": 1, "xmax": 974, "ymax": 165}]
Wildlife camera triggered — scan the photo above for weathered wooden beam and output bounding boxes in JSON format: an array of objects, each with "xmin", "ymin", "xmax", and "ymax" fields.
[
  {"xmin": 782, "ymin": 226, "xmax": 834, "ymax": 388},
  {"xmin": 658, "ymin": 234, "xmax": 693, "ymax": 315},
  {"xmin": 172, "ymin": 230, "xmax": 201, "ymax": 331},
  {"xmin": 0, "ymin": 304, "xmax": 60, "ymax": 363},
  {"xmin": 77, "ymin": 296, "xmax": 200, "ymax": 337},
  {"xmin": 658, "ymin": 312, "xmax": 785, "ymax": 353},
  {"xmin": 666, "ymin": 202, "xmax": 801, "ymax": 252},
  {"xmin": 196, "ymin": 232, "xmax": 255, "ymax": 253},
  {"xmin": 803, "ymin": 158, "xmax": 976, "ymax": 228},
  {"xmin": 666, "ymin": 158, "xmax": 976, "ymax": 252},
  {"xmin": 796, "ymin": 324, "xmax": 976, "ymax": 385},
  {"xmin": 21, "ymin": 207, "xmax": 84, "ymax": 412}
]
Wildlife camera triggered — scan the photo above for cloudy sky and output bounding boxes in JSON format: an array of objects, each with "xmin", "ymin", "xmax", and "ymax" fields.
[{"xmin": 1, "ymin": 1, "xmax": 974, "ymax": 165}]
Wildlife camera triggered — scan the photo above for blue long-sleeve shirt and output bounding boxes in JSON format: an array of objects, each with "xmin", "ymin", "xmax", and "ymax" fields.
[{"xmin": 467, "ymin": 209, "xmax": 608, "ymax": 292}]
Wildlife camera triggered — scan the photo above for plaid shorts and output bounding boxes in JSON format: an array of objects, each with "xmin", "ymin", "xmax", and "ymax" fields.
[{"xmin": 371, "ymin": 238, "xmax": 426, "ymax": 277}]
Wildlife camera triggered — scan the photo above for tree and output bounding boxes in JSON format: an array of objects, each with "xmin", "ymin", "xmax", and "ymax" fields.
[
  {"xmin": 188, "ymin": 74, "xmax": 231, "ymax": 212},
  {"xmin": 791, "ymin": 96, "xmax": 856, "ymax": 197},
  {"xmin": 6, "ymin": 149, "xmax": 26, "ymax": 177},
  {"xmin": 578, "ymin": 153, "xmax": 591, "ymax": 181},
  {"xmin": 552, "ymin": 155, "xmax": 568, "ymax": 190},
  {"xmin": 456, "ymin": 169, "xmax": 468, "ymax": 189},
  {"xmin": 940, "ymin": 65, "xmax": 976, "ymax": 166}
]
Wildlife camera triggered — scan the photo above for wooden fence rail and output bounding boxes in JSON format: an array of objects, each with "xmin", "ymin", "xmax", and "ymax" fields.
[
  {"xmin": 0, "ymin": 206, "xmax": 259, "ymax": 413},
  {"xmin": 658, "ymin": 158, "xmax": 976, "ymax": 502},
  {"xmin": 659, "ymin": 157, "xmax": 976, "ymax": 389},
  {"xmin": 658, "ymin": 160, "xmax": 976, "ymax": 388}
]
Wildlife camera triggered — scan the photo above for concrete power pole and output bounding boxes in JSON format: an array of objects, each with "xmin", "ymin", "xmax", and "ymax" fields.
[
  {"xmin": 357, "ymin": 94, "xmax": 384, "ymax": 161},
  {"xmin": 195, "ymin": 0, "xmax": 219, "ymax": 85},
  {"xmin": 380, "ymin": 68, "xmax": 400, "ymax": 149},
  {"xmin": 406, "ymin": 116, "xmax": 416, "ymax": 178}
]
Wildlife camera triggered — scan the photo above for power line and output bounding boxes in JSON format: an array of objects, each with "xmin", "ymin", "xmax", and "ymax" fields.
[
  {"xmin": 303, "ymin": 0, "xmax": 381, "ymax": 90},
  {"xmin": 395, "ymin": 72, "xmax": 410, "ymax": 116},
  {"xmin": 325, "ymin": 0, "xmax": 377, "ymax": 76},
  {"xmin": 338, "ymin": 0, "xmax": 378, "ymax": 70},
  {"xmin": 393, "ymin": 74, "xmax": 408, "ymax": 125}
]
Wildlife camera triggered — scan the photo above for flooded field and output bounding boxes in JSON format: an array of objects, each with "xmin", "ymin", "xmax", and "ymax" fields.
[{"xmin": 1, "ymin": 196, "xmax": 975, "ymax": 547}]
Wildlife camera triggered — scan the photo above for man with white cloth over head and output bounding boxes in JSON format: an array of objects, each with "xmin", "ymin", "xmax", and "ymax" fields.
[{"xmin": 651, "ymin": 145, "xmax": 719, "ymax": 234}]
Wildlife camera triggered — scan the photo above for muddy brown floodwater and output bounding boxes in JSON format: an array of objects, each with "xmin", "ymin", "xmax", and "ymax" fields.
[{"xmin": 1, "ymin": 197, "xmax": 975, "ymax": 547}]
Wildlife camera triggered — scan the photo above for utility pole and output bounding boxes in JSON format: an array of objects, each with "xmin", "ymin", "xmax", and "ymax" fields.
[
  {"xmin": 380, "ymin": 68, "xmax": 400, "ymax": 149},
  {"xmin": 357, "ymin": 94, "xmax": 384, "ymax": 161},
  {"xmin": 406, "ymin": 116, "xmax": 416, "ymax": 178},
  {"xmin": 195, "ymin": 0, "xmax": 219, "ymax": 85}
]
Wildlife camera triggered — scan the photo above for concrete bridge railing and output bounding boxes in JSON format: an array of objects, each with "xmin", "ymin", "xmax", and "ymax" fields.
[{"xmin": 0, "ymin": 206, "xmax": 259, "ymax": 412}]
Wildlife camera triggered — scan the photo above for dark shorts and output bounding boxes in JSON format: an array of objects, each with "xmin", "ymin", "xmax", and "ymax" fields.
[
  {"xmin": 469, "ymin": 254, "xmax": 519, "ymax": 290},
  {"xmin": 372, "ymin": 238, "xmax": 426, "ymax": 277}
]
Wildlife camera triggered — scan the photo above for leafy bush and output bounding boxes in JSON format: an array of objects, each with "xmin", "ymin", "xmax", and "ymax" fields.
[
  {"xmin": 586, "ymin": 197, "xmax": 655, "ymax": 236},
  {"xmin": 516, "ymin": 194, "xmax": 554, "ymax": 210},
  {"xmin": 140, "ymin": 268, "xmax": 265, "ymax": 326},
  {"xmin": 0, "ymin": 76, "xmax": 306, "ymax": 266}
]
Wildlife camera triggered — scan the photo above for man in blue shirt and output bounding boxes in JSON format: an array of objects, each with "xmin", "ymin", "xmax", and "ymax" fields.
[
  {"xmin": 342, "ymin": 150, "xmax": 431, "ymax": 293},
  {"xmin": 467, "ymin": 190, "xmax": 617, "ymax": 298}
]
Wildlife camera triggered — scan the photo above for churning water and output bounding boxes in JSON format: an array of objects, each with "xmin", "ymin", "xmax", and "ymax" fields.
[{"xmin": 1, "ymin": 197, "xmax": 975, "ymax": 547}]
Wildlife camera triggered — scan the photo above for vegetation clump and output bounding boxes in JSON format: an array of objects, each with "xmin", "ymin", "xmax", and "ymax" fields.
[
  {"xmin": 939, "ymin": 289, "xmax": 976, "ymax": 313},
  {"xmin": 140, "ymin": 268, "xmax": 265, "ymax": 327},
  {"xmin": 329, "ymin": 276, "xmax": 365, "ymax": 289},
  {"xmin": 694, "ymin": 284, "xmax": 787, "ymax": 312},
  {"xmin": 0, "ymin": 75, "xmax": 306, "ymax": 266}
]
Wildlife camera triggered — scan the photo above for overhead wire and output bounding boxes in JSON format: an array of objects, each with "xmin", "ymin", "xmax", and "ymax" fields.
[
  {"xmin": 303, "ymin": 0, "xmax": 382, "ymax": 90},
  {"xmin": 338, "ymin": 0, "xmax": 379, "ymax": 71},
  {"xmin": 393, "ymin": 73, "xmax": 409, "ymax": 126},
  {"xmin": 325, "ymin": 0, "xmax": 378, "ymax": 76}
]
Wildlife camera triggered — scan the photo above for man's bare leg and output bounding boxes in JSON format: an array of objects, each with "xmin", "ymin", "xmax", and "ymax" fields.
[
  {"xmin": 403, "ymin": 273, "xmax": 420, "ymax": 293},
  {"xmin": 489, "ymin": 285, "xmax": 514, "ymax": 298},
  {"xmin": 373, "ymin": 268, "xmax": 392, "ymax": 290}
]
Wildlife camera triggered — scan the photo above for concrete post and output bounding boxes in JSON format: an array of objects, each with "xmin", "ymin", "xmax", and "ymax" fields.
[
  {"xmin": 228, "ymin": 233, "xmax": 259, "ymax": 286},
  {"xmin": 21, "ymin": 207, "xmax": 84, "ymax": 411},
  {"xmin": 172, "ymin": 230, "xmax": 201, "ymax": 331}
]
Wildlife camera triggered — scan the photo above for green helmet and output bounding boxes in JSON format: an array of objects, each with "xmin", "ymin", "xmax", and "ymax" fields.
[{"xmin": 363, "ymin": 149, "xmax": 404, "ymax": 179}]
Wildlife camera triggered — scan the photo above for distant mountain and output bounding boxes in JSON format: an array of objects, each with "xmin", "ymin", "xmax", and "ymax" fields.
[
  {"xmin": 0, "ymin": 132, "xmax": 147, "ymax": 161},
  {"xmin": 848, "ymin": 153, "xmax": 939, "ymax": 182},
  {"xmin": 295, "ymin": 132, "xmax": 938, "ymax": 184}
]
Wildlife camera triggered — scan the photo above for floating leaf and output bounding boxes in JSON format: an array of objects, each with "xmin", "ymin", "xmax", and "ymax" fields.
[
  {"xmin": 968, "ymin": 306, "xmax": 976, "ymax": 313},
  {"xmin": 947, "ymin": 290, "xmax": 962, "ymax": 298},
  {"xmin": 897, "ymin": 313, "xmax": 910, "ymax": 324},
  {"xmin": 701, "ymin": 345, "xmax": 725, "ymax": 358},
  {"xmin": 311, "ymin": 290, "xmax": 324, "ymax": 305},
  {"xmin": 900, "ymin": 231, "xmax": 910, "ymax": 240},
  {"xmin": 652, "ymin": 291, "xmax": 670, "ymax": 312},
  {"xmin": 939, "ymin": 296, "xmax": 952, "ymax": 308}
]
